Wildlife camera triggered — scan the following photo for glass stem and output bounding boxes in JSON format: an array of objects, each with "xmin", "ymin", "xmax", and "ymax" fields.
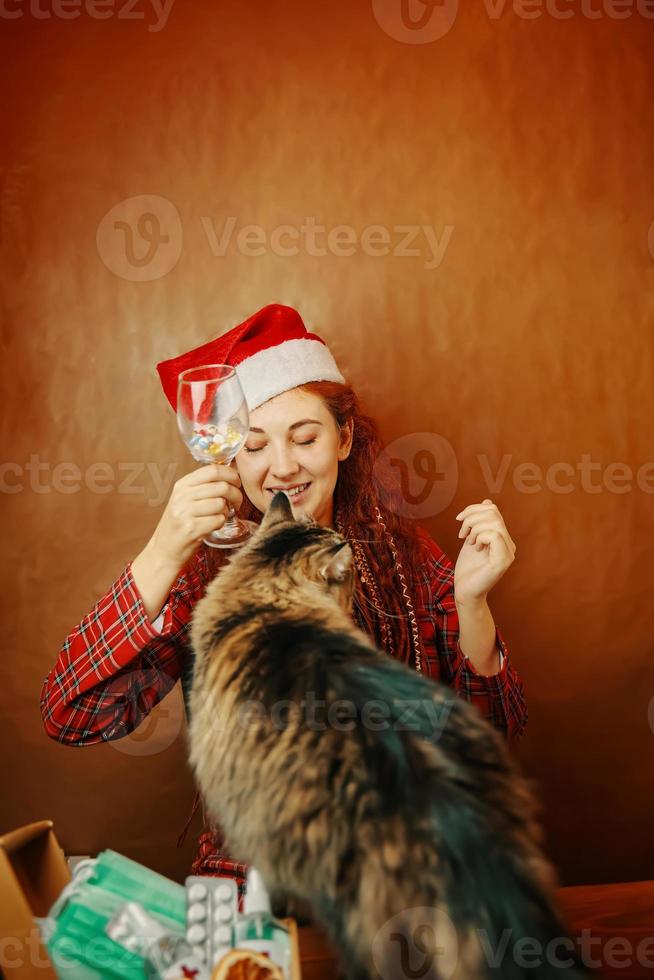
[{"xmin": 223, "ymin": 506, "xmax": 239, "ymax": 528}]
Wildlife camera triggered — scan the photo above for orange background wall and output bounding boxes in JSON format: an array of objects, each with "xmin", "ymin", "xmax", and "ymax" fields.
[{"xmin": 1, "ymin": 0, "xmax": 653, "ymax": 885}]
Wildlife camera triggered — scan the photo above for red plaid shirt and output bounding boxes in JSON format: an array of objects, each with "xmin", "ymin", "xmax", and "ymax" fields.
[{"xmin": 41, "ymin": 528, "xmax": 528, "ymax": 888}]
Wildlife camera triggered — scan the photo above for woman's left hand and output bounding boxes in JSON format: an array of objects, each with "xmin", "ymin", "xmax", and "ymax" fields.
[{"xmin": 453, "ymin": 499, "xmax": 516, "ymax": 603}]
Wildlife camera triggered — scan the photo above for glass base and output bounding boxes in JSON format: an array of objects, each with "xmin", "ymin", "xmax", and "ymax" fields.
[{"xmin": 203, "ymin": 518, "xmax": 258, "ymax": 549}]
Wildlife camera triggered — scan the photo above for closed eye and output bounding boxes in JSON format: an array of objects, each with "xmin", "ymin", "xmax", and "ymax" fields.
[{"xmin": 244, "ymin": 437, "xmax": 317, "ymax": 454}]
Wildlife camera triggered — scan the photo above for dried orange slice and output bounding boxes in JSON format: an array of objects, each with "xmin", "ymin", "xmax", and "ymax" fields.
[{"xmin": 211, "ymin": 947, "xmax": 285, "ymax": 980}]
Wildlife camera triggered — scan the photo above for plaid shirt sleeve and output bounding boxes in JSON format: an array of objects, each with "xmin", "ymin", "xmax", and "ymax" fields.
[
  {"xmin": 414, "ymin": 527, "xmax": 528, "ymax": 743},
  {"xmin": 40, "ymin": 552, "xmax": 209, "ymax": 745}
]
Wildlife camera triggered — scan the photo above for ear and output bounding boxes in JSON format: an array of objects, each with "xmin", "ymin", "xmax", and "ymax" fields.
[
  {"xmin": 320, "ymin": 541, "xmax": 353, "ymax": 584},
  {"xmin": 261, "ymin": 490, "xmax": 295, "ymax": 528},
  {"xmin": 337, "ymin": 418, "xmax": 354, "ymax": 462}
]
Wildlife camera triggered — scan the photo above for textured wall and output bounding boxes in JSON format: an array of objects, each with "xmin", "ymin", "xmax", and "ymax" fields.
[{"xmin": 1, "ymin": 0, "xmax": 653, "ymax": 885}]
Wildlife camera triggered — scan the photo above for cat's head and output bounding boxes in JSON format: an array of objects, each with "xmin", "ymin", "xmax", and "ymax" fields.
[{"xmin": 234, "ymin": 490, "xmax": 355, "ymax": 612}]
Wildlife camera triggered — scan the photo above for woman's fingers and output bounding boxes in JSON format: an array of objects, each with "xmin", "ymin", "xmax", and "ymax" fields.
[
  {"xmin": 458, "ymin": 508, "xmax": 506, "ymax": 537},
  {"xmin": 190, "ymin": 497, "xmax": 230, "ymax": 518},
  {"xmin": 470, "ymin": 528, "xmax": 514, "ymax": 560},
  {"xmin": 152, "ymin": 464, "xmax": 246, "ymax": 568},
  {"xmin": 187, "ymin": 481, "xmax": 244, "ymax": 509},
  {"xmin": 457, "ymin": 500, "xmax": 516, "ymax": 550},
  {"xmin": 466, "ymin": 522, "xmax": 516, "ymax": 555},
  {"xmin": 455, "ymin": 498, "xmax": 496, "ymax": 521},
  {"xmin": 184, "ymin": 462, "xmax": 242, "ymax": 489},
  {"xmin": 193, "ymin": 513, "xmax": 228, "ymax": 540},
  {"xmin": 168, "ymin": 482, "xmax": 243, "ymax": 535}
]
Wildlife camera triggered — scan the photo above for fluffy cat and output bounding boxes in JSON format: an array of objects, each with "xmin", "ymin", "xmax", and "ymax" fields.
[{"xmin": 188, "ymin": 491, "xmax": 587, "ymax": 980}]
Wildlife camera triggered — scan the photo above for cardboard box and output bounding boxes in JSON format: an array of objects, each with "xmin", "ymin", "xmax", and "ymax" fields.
[
  {"xmin": 280, "ymin": 918, "xmax": 302, "ymax": 980},
  {"xmin": 0, "ymin": 819, "xmax": 71, "ymax": 977}
]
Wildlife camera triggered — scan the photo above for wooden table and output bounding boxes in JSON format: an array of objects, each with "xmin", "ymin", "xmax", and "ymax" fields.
[
  {"xmin": 558, "ymin": 882, "xmax": 654, "ymax": 979},
  {"xmin": 297, "ymin": 881, "xmax": 654, "ymax": 979}
]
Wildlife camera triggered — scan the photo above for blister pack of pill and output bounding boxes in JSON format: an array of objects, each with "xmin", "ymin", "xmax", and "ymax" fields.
[{"xmin": 184, "ymin": 875, "xmax": 239, "ymax": 970}]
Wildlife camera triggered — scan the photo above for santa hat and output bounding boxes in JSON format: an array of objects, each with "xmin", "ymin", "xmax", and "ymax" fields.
[{"xmin": 156, "ymin": 303, "xmax": 345, "ymax": 412}]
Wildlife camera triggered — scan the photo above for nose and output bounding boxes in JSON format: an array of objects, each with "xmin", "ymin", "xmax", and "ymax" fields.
[{"xmin": 269, "ymin": 442, "xmax": 301, "ymax": 482}]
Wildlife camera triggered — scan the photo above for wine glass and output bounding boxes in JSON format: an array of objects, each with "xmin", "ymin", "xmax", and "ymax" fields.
[{"xmin": 177, "ymin": 364, "xmax": 257, "ymax": 548}]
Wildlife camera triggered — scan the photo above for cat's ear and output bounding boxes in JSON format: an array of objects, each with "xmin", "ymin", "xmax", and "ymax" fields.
[
  {"xmin": 320, "ymin": 541, "xmax": 353, "ymax": 584},
  {"xmin": 262, "ymin": 490, "xmax": 295, "ymax": 527}
]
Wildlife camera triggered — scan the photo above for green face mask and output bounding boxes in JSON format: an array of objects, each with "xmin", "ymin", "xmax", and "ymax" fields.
[
  {"xmin": 49, "ymin": 887, "xmax": 145, "ymax": 980},
  {"xmin": 44, "ymin": 850, "xmax": 186, "ymax": 979},
  {"xmin": 89, "ymin": 850, "xmax": 186, "ymax": 929}
]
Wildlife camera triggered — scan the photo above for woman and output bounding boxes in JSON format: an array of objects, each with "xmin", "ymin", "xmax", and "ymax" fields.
[{"xmin": 40, "ymin": 303, "xmax": 527, "ymax": 886}]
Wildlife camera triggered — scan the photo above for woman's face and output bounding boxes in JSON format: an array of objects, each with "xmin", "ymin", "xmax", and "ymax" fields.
[{"xmin": 234, "ymin": 387, "xmax": 352, "ymax": 528}]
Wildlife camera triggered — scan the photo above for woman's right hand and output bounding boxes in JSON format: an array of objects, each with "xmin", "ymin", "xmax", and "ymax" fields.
[{"xmin": 150, "ymin": 463, "xmax": 244, "ymax": 570}]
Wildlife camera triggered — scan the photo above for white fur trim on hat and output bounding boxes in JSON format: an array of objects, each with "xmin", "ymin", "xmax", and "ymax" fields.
[{"xmin": 234, "ymin": 338, "xmax": 345, "ymax": 411}]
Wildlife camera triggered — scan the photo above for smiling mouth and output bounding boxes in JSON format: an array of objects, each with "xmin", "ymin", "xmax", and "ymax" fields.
[{"xmin": 267, "ymin": 482, "xmax": 311, "ymax": 498}]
